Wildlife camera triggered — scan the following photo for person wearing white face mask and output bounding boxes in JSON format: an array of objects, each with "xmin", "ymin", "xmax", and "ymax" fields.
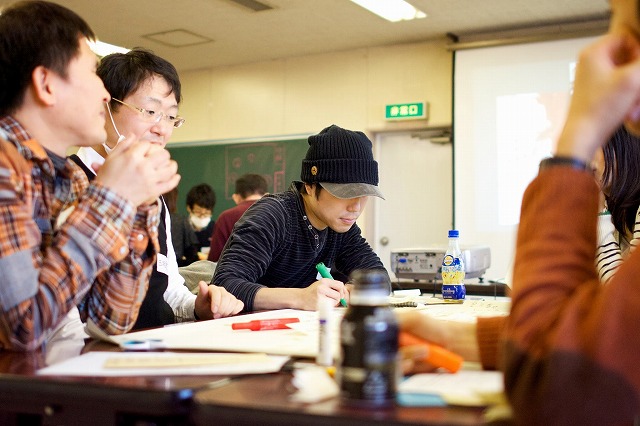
[
  {"xmin": 185, "ymin": 183, "xmax": 216, "ymax": 258},
  {"xmin": 191, "ymin": 215, "xmax": 212, "ymax": 230},
  {"xmin": 69, "ymin": 48, "xmax": 243, "ymax": 330}
]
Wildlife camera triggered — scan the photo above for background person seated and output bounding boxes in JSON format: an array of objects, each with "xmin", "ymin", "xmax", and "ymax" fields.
[
  {"xmin": 208, "ymin": 173, "xmax": 268, "ymax": 262},
  {"xmin": 186, "ymin": 183, "xmax": 216, "ymax": 257}
]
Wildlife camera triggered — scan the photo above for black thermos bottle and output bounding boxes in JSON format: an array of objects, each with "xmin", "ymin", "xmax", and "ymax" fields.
[{"xmin": 338, "ymin": 269, "xmax": 398, "ymax": 407}]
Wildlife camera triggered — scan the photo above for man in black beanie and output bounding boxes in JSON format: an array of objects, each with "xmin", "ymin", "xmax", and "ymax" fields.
[{"xmin": 212, "ymin": 124, "xmax": 389, "ymax": 312}]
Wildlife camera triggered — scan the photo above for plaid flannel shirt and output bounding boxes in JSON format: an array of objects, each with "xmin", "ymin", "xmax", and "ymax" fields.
[{"xmin": 0, "ymin": 116, "xmax": 160, "ymax": 351}]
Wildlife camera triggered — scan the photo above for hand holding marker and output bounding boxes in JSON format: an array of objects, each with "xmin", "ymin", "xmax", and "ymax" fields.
[
  {"xmin": 399, "ymin": 331, "xmax": 463, "ymax": 373},
  {"xmin": 315, "ymin": 262, "xmax": 348, "ymax": 307}
]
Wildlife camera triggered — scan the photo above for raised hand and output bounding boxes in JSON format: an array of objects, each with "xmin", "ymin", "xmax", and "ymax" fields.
[{"xmin": 94, "ymin": 136, "xmax": 180, "ymax": 207}]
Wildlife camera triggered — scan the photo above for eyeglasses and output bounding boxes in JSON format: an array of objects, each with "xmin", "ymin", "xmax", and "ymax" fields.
[
  {"xmin": 188, "ymin": 207, "xmax": 212, "ymax": 218},
  {"xmin": 111, "ymin": 98, "xmax": 185, "ymax": 128}
]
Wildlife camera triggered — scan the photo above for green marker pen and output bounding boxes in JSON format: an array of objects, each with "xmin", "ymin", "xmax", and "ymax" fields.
[{"xmin": 316, "ymin": 262, "xmax": 348, "ymax": 307}]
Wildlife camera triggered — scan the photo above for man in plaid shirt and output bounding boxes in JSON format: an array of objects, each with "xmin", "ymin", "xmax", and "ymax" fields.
[{"xmin": 0, "ymin": 1, "xmax": 180, "ymax": 351}]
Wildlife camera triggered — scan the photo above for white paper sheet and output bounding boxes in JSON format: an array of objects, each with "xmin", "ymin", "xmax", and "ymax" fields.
[
  {"xmin": 84, "ymin": 301, "xmax": 509, "ymax": 358},
  {"xmin": 37, "ymin": 351, "xmax": 290, "ymax": 376},
  {"xmin": 391, "ymin": 296, "xmax": 511, "ymax": 323},
  {"xmin": 101, "ymin": 309, "xmax": 341, "ymax": 358}
]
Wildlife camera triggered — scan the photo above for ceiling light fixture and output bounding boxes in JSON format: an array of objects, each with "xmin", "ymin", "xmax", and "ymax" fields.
[
  {"xmin": 349, "ymin": 0, "xmax": 427, "ymax": 22},
  {"xmin": 88, "ymin": 40, "xmax": 130, "ymax": 57},
  {"xmin": 143, "ymin": 29, "xmax": 213, "ymax": 48}
]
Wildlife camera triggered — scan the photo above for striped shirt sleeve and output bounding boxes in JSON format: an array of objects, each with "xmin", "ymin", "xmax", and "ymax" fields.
[
  {"xmin": 595, "ymin": 212, "xmax": 623, "ymax": 284},
  {"xmin": 213, "ymin": 187, "xmax": 388, "ymax": 311},
  {"xmin": 595, "ymin": 206, "xmax": 640, "ymax": 284}
]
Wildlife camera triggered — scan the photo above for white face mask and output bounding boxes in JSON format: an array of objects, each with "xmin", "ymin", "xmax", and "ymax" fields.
[
  {"xmin": 104, "ymin": 101, "xmax": 125, "ymax": 155},
  {"xmin": 102, "ymin": 142, "xmax": 114, "ymax": 155},
  {"xmin": 190, "ymin": 215, "xmax": 210, "ymax": 230}
]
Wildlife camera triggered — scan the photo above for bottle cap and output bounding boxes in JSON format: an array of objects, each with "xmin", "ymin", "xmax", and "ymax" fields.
[
  {"xmin": 448, "ymin": 229, "xmax": 459, "ymax": 238},
  {"xmin": 348, "ymin": 269, "xmax": 390, "ymax": 305}
]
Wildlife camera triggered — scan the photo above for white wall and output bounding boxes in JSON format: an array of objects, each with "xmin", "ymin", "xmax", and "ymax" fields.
[{"xmin": 174, "ymin": 38, "xmax": 452, "ymax": 141}]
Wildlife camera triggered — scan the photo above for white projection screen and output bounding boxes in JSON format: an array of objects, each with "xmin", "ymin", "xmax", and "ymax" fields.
[{"xmin": 453, "ymin": 36, "xmax": 597, "ymax": 281}]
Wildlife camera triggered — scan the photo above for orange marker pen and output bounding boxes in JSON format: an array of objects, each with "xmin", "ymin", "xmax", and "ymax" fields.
[
  {"xmin": 231, "ymin": 317, "xmax": 300, "ymax": 331},
  {"xmin": 399, "ymin": 331, "xmax": 463, "ymax": 373}
]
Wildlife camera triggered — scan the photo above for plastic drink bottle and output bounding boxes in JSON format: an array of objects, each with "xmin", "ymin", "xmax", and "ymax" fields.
[{"xmin": 441, "ymin": 229, "xmax": 466, "ymax": 302}]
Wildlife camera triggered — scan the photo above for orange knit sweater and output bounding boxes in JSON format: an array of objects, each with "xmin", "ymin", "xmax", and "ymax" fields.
[
  {"xmin": 503, "ymin": 167, "xmax": 640, "ymax": 425},
  {"xmin": 476, "ymin": 316, "xmax": 506, "ymax": 370}
]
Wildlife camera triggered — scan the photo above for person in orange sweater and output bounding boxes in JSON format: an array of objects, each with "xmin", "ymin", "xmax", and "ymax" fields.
[
  {"xmin": 503, "ymin": 0, "xmax": 640, "ymax": 423},
  {"xmin": 398, "ymin": 124, "xmax": 640, "ymax": 374}
]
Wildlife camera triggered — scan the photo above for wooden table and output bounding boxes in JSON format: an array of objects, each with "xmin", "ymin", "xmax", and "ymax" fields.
[
  {"xmin": 0, "ymin": 341, "xmax": 206, "ymax": 425},
  {"xmin": 193, "ymin": 372, "xmax": 492, "ymax": 426},
  {"xmin": 0, "ymin": 336, "xmax": 507, "ymax": 425}
]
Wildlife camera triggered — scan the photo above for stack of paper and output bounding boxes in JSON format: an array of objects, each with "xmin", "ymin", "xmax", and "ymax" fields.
[{"xmin": 398, "ymin": 370, "xmax": 504, "ymax": 407}]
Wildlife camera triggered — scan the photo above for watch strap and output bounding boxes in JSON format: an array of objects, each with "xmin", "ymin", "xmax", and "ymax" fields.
[{"xmin": 539, "ymin": 156, "xmax": 590, "ymax": 172}]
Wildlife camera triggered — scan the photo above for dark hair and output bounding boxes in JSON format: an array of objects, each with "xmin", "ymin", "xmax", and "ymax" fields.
[
  {"xmin": 97, "ymin": 47, "xmax": 181, "ymax": 110},
  {"xmin": 298, "ymin": 182, "xmax": 323, "ymax": 199},
  {"xmin": 602, "ymin": 126, "xmax": 640, "ymax": 236},
  {"xmin": 235, "ymin": 174, "xmax": 268, "ymax": 198},
  {"xmin": 0, "ymin": 1, "xmax": 95, "ymax": 115},
  {"xmin": 186, "ymin": 183, "xmax": 216, "ymax": 210}
]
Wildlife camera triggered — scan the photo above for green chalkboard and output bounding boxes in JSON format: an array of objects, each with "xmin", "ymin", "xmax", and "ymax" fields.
[{"xmin": 167, "ymin": 139, "xmax": 309, "ymax": 220}]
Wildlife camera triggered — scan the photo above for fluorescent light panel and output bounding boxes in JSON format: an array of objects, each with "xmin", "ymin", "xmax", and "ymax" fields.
[
  {"xmin": 89, "ymin": 40, "xmax": 130, "ymax": 57},
  {"xmin": 349, "ymin": 0, "xmax": 427, "ymax": 22}
]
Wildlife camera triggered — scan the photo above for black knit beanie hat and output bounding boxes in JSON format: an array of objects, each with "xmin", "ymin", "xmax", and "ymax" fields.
[{"xmin": 300, "ymin": 124, "xmax": 384, "ymax": 199}]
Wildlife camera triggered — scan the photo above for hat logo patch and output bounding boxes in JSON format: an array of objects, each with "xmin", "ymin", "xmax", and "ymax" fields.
[{"xmin": 311, "ymin": 166, "xmax": 318, "ymax": 176}]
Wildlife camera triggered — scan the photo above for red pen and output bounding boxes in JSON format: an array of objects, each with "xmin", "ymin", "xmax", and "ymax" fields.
[{"xmin": 231, "ymin": 317, "xmax": 300, "ymax": 331}]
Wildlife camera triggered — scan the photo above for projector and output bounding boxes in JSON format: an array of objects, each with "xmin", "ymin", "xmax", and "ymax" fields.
[{"xmin": 390, "ymin": 246, "xmax": 491, "ymax": 281}]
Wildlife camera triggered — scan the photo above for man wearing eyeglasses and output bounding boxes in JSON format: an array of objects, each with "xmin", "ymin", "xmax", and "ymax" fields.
[
  {"xmin": 70, "ymin": 48, "xmax": 243, "ymax": 329},
  {"xmin": 0, "ymin": 2, "xmax": 183, "ymax": 350}
]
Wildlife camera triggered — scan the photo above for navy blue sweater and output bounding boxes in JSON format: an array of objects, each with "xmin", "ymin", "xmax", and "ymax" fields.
[{"xmin": 212, "ymin": 182, "xmax": 388, "ymax": 311}]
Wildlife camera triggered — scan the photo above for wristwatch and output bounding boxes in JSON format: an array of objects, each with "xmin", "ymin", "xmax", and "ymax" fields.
[{"xmin": 539, "ymin": 156, "xmax": 590, "ymax": 172}]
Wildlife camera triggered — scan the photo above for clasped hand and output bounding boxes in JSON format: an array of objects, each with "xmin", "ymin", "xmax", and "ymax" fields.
[{"xmin": 94, "ymin": 136, "xmax": 180, "ymax": 207}]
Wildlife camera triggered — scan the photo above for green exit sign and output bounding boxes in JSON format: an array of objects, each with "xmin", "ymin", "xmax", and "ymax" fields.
[{"xmin": 385, "ymin": 102, "xmax": 428, "ymax": 120}]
